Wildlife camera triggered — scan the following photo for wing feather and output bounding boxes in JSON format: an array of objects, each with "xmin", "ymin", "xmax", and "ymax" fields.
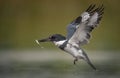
[
  {"xmin": 66, "ymin": 4, "xmax": 95, "ymax": 39},
  {"xmin": 68, "ymin": 4, "xmax": 104, "ymax": 47}
]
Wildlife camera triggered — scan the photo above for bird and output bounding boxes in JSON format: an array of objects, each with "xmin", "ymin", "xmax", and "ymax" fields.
[{"xmin": 36, "ymin": 4, "xmax": 104, "ymax": 71}]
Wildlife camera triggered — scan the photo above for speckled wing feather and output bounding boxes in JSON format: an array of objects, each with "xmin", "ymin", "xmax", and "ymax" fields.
[{"xmin": 68, "ymin": 4, "xmax": 104, "ymax": 47}]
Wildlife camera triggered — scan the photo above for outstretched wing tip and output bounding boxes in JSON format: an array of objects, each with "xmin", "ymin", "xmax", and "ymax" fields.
[
  {"xmin": 86, "ymin": 4, "xmax": 96, "ymax": 12},
  {"xmin": 86, "ymin": 4, "xmax": 104, "ymax": 14},
  {"xmin": 67, "ymin": 4, "xmax": 104, "ymax": 46}
]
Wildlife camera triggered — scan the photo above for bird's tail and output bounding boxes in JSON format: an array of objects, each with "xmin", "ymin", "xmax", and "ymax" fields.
[
  {"xmin": 85, "ymin": 58, "xmax": 97, "ymax": 71},
  {"xmin": 82, "ymin": 50, "xmax": 97, "ymax": 71}
]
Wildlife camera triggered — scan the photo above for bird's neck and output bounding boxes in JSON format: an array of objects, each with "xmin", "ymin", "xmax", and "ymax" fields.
[{"xmin": 53, "ymin": 40, "xmax": 67, "ymax": 47}]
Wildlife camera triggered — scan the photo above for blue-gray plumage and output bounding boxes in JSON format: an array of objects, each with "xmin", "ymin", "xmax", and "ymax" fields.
[
  {"xmin": 66, "ymin": 16, "xmax": 82, "ymax": 39},
  {"xmin": 36, "ymin": 4, "xmax": 104, "ymax": 71}
]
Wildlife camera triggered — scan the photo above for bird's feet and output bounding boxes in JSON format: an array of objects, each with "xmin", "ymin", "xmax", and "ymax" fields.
[{"xmin": 73, "ymin": 58, "xmax": 78, "ymax": 65}]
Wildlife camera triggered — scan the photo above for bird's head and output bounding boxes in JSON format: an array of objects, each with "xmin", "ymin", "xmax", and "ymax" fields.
[{"xmin": 36, "ymin": 34, "xmax": 66, "ymax": 44}]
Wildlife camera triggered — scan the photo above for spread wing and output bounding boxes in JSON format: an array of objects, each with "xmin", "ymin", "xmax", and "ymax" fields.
[{"xmin": 67, "ymin": 4, "xmax": 104, "ymax": 47}]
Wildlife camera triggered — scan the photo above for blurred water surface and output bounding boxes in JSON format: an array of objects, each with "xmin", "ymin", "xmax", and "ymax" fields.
[{"xmin": 0, "ymin": 50, "xmax": 120, "ymax": 78}]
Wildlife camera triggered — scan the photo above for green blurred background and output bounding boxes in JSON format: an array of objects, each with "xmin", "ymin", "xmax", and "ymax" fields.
[{"xmin": 0, "ymin": 0, "xmax": 120, "ymax": 51}]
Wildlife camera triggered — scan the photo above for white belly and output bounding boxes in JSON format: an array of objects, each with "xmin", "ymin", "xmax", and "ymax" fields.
[
  {"xmin": 53, "ymin": 40, "xmax": 83, "ymax": 58},
  {"xmin": 64, "ymin": 44, "xmax": 83, "ymax": 58}
]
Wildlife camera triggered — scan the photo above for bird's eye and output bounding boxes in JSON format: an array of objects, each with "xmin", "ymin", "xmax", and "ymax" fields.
[
  {"xmin": 49, "ymin": 36, "xmax": 55, "ymax": 39},
  {"xmin": 51, "ymin": 36, "xmax": 55, "ymax": 39}
]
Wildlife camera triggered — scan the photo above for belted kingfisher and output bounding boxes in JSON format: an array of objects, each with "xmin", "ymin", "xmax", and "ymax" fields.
[{"xmin": 36, "ymin": 4, "xmax": 104, "ymax": 71}]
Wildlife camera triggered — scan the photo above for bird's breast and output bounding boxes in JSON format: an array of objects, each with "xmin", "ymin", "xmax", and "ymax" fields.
[{"xmin": 64, "ymin": 44, "xmax": 83, "ymax": 58}]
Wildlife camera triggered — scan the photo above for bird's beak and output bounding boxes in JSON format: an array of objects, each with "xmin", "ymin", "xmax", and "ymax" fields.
[{"xmin": 35, "ymin": 37, "xmax": 50, "ymax": 44}]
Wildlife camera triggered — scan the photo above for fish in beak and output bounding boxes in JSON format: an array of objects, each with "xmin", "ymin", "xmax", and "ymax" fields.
[{"xmin": 35, "ymin": 37, "xmax": 50, "ymax": 44}]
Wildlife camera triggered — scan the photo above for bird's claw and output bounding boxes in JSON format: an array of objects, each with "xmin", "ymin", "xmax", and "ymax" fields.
[{"xmin": 73, "ymin": 58, "xmax": 78, "ymax": 65}]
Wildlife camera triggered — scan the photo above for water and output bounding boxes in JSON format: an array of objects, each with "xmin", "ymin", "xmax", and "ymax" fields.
[{"xmin": 0, "ymin": 50, "xmax": 120, "ymax": 78}]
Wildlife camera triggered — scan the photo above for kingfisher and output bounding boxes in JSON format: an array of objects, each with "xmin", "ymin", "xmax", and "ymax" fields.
[{"xmin": 36, "ymin": 4, "xmax": 104, "ymax": 71}]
